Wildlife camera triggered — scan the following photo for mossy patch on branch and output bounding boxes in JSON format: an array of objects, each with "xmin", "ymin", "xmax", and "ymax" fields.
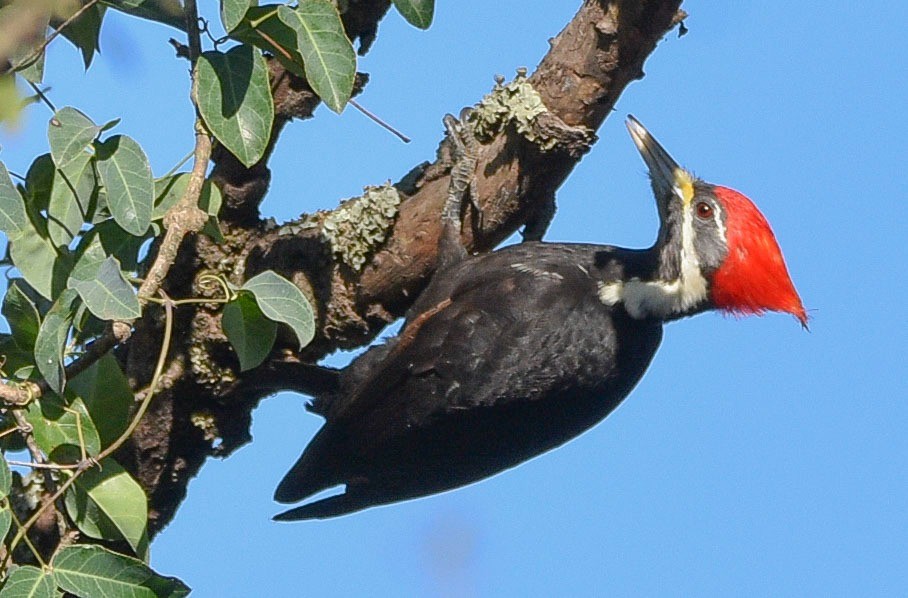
[
  {"xmin": 467, "ymin": 69, "xmax": 549, "ymax": 146},
  {"xmin": 467, "ymin": 68, "xmax": 594, "ymax": 155},
  {"xmin": 322, "ymin": 183, "xmax": 401, "ymax": 271}
]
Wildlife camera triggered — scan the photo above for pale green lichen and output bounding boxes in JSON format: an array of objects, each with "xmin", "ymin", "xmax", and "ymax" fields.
[
  {"xmin": 189, "ymin": 342, "xmax": 236, "ymax": 389},
  {"xmin": 468, "ymin": 68, "xmax": 553, "ymax": 148},
  {"xmin": 190, "ymin": 411, "xmax": 219, "ymax": 443},
  {"xmin": 322, "ymin": 183, "xmax": 401, "ymax": 271}
]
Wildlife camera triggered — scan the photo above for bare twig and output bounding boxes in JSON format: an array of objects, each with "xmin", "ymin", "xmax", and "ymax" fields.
[
  {"xmin": 8, "ymin": 410, "xmax": 45, "ymax": 468},
  {"xmin": 6, "ymin": 460, "xmax": 79, "ymax": 471},
  {"xmin": 349, "ymin": 99, "xmax": 411, "ymax": 143},
  {"xmin": 26, "ymin": 81, "xmax": 55, "ymax": 112}
]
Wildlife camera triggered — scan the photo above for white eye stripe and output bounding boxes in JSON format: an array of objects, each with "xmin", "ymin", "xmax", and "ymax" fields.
[{"xmin": 713, "ymin": 204, "xmax": 727, "ymax": 244}]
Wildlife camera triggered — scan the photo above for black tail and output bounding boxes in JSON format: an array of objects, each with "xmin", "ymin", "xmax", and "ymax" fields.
[
  {"xmin": 273, "ymin": 427, "xmax": 339, "ymax": 504},
  {"xmin": 273, "ymin": 491, "xmax": 372, "ymax": 521}
]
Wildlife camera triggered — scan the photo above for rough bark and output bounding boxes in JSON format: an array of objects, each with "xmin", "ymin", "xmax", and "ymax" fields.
[{"xmin": 116, "ymin": 0, "xmax": 685, "ymax": 535}]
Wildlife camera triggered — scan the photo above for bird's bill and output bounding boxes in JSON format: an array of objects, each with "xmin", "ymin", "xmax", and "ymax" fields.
[{"xmin": 626, "ymin": 115, "xmax": 695, "ymax": 205}]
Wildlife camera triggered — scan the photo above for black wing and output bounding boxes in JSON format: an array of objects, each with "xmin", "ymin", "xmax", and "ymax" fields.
[{"xmin": 274, "ymin": 244, "xmax": 662, "ymax": 516}]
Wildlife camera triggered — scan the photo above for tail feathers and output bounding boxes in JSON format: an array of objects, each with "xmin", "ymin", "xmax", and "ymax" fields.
[
  {"xmin": 273, "ymin": 491, "xmax": 371, "ymax": 521},
  {"xmin": 274, "ymin": 428, "xmax": 339, "ymax": 503}
]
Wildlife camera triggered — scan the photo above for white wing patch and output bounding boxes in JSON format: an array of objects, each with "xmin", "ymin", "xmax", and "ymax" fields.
[{"xmin": 510, "ymin": 263, "xmax": 564, "ymax": 281}]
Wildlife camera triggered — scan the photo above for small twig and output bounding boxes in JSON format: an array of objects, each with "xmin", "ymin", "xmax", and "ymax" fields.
[
  {"xmin": 3, "ymin": 468, "xmax": 79, "ymax": 570},
  {"xmin": 161, "ymin": 149, "xmax": 196, "ymax": 179},
  {"xmin": 0, "ymin": 426, "xmax": 21, "ymax": 440},
  {"xmin": 7, "ymin": 503, "xmax": 46, "ymax": 569},
  {"xmin": 349, "ymin": 99, "xmax": 411, "ymax": 143},
  {"xmin": 143, "ymin": 273, "xmax": 233, "ymax": 307},
  {"xmin": 251, "ymin": 24, "xmax": 409, "ymax": 144},
  {"xmin": 160, "ymin": 296, "xmax": 230, "ymax": 306},
  {"xmin": 2, "ymin": 0, "xmax": 102, "ymax": 77},
  {"xmin": 65, "ymin": 407, "xmax": 88, "ymax": 463},
  {"xmin": 8, "ymin": 411, "xmax": 46, "ymax": 469},
  {"xmin": 56, "ymin": 331, "xmax": 119, "ymax": 388},
  {"xmin": 6, "ymin": 460, "xmax": 79, "ymax": 471},
  {"xmin": 27, "ymin": 81, "xmax": 55, "ymax": 113}
]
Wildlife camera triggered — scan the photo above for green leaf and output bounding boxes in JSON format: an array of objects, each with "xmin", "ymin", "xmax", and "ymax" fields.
[
  {"xmin": 242, "ymin": 271, "xmax": 315, "ymax": 349},
  {"xmin": 0, "ymin": 160, "xmax": 28, "ymax": 235},
  {"xmin": 100, "ymin": 118, "xmax": 122, "ymax": 133},
  {"xmin": 68, "ymin": 255, "xmax": 140, "ymax": 321},
  {"xmin": 65, "ymin": 458, "xmax": 148, "ymax": 556},
  {"xmin": 8, "ymin": 227, "xmax": 71, "ymax": 301},
  {"xmin": 197, "ymin": 46, "xmax": 274, "ymax": 167},
  {"xmin": 105, "ymin": 0, "xmax": 145, "ymax": 9},
  {"xmin": 24, "ymin": 154, "xmax": 55, "ymax": 212},
  {"xmin": 0, "ymin": 508, "xmax": 11, "ymax": 544},
  {"xmin": 392, "ymin": 0, "xmax": 434, "ymax": 29},
  {"xmin": 95, "ymin": 134, "xmax": 154, "ymax": 236},
  {"xmin": 25, "ymin": 394, "xmax": 102, "ymax": 457},
  {"xmin": 0, "ymin": 565, "xmax": 56, "ymax": 598},
  {"xmin": 2, "ymin": 281, "xmax": 41, "ymax": 357},
  {"xmin": 53, "ymin": 545, "xmax": 191, "ymax": 598},
  {"xmin": 47, "ymin": 152, "xmax": 98, "ymax": 246},
  {"xmin": 56, "ymin": 4, "xmax": 107, "ymax": 69},
  {"xmin": 231, "ymin": 7, "xmax": 306, "ymax": 78},
  {"xmin": 48, "ymin": 107, "xmax": 100, "ymax": 169},
  {"xmin": 78, "ymin": 221, "xmax": 147, "ymax": 273},
  {"xmin": 33, "ymin": 289, "xmax": 79, "ymax": 393},
  {"xmin": 0, "ymin": 456, "xmax": 10, "ymax": 499},
  {"xmin": 69, "ymin": 354, "xmax": 132, "ymax": 447},
  {"xmin": 222, "ymin": 292, "xmax": 277, "ymax": 371},
  {"xmin": 221, "ymin": 0, "xmax": 256, "ymax": 32},
  {"xmin": 152, "ymin": 173, "xmax": 222, "ymax": 221},
  {"xmin": 68, "ymin": 233, "xmax": 108, "ymax": 281},
  {"xmin": 102, "ymin": 0, "xmax": 187, "ymax": 31},
  {"xmin": 277, "ymin": 2, "xmax": 355, "ymax": 113}
]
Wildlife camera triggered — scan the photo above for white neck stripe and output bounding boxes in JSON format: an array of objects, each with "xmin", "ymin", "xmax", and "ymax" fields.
[{"xmin": 598, "ymin": 207, "xmax": 709, "ymax": 319}]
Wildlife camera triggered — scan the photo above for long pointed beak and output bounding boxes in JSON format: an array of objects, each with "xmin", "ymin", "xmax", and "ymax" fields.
[{"xmin": 626, "ymin": 115, "xmax": 693, "ymax": 204}]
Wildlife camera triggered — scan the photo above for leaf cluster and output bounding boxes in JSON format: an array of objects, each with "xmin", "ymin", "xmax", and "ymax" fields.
[{"xmin": 1, "ymin": 0, "xmax": 429, "ymax": 591}]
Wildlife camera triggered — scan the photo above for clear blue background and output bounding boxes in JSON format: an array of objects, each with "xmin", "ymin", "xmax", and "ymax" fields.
[{"xmin": 2, "ymin": 2, "xmax": 906, "ymax": 596}]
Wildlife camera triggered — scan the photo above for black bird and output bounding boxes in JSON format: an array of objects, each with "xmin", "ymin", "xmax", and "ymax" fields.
[{"xmin": 273, "ymin": 116, "xmax": 807, "ymax": 520}]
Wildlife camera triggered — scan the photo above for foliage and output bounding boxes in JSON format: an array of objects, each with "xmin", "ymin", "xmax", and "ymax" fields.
[{"xmin": 0, "ymin": 0, "xmax": 440, "ymax": 590}]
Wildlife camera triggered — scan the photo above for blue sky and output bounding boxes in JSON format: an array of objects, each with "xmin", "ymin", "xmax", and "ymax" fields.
[{"xmin": 2, "ymin": 2, "xmax": 907, "ymax": 596}]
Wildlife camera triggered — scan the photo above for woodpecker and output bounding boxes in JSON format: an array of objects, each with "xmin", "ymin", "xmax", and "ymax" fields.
[{"xmin": 273, "ymin": 116, "xmax": 807, "ymax": 520}]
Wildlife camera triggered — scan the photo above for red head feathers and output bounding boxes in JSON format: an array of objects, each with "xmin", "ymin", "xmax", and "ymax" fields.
[{"xmin": 710, "ymin": 186, "xmax": 808, "ymax": 327}]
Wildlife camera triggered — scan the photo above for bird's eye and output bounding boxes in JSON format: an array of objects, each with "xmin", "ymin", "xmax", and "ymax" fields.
[{"xmin": 695, "ymin": 202, "xmax": 713, "ymax": 219}]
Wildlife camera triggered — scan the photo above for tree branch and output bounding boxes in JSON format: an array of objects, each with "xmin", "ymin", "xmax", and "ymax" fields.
[{"xmin": 246, "ymin": 0, "xmax": 687, "ymax": 359}]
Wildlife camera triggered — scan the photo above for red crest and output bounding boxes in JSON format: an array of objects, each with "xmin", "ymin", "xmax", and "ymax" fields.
[{"xmin": 710, "ymin": 187, "xmax": 808, "ymax": 327}]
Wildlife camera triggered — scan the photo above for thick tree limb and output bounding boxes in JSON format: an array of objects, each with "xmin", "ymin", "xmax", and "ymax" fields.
[{"xmin": 247, "ymin": 0, "xmax": 686, "ymax": 357}]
